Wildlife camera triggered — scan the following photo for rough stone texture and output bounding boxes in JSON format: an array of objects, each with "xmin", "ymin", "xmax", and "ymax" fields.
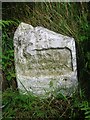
[{"xmin": 14, "ymin": 22, "xmax": 78, "ymax": 97}]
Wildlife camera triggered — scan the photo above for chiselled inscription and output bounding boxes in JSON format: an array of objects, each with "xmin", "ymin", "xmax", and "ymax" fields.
[{"xmin": 19, "ymin": 48, "xmax": 73, "ymax": 77}]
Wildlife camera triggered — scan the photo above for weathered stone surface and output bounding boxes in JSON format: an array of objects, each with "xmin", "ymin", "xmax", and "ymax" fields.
[{"xmin": 14, "ymin": 22, "xmax": 78, "ymax": 97}]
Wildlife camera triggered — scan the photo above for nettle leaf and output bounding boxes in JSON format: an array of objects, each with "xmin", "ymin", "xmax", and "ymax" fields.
[
  {"xmin": 85, "ymin": 110, "xmax": 90, "ymax": 115},
  {"xmin": 7, "ymin": 75, "xmax": 12, "ymax": 81},
  {"xmin": 80, "ymin": 36, "xmax": 88, "ymax": 42},
  {"xmin": 85, "ymin": 115, "xmax": 90, "ymax": 119},
  {"xmin": 10, "ymin": 72, "xmax": 16, "ymax": 78}
]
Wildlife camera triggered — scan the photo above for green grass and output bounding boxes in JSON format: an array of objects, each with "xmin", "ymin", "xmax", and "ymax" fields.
[{"xmin": 2, "ymin": 88, "xmax": 90, "ymax": 120}]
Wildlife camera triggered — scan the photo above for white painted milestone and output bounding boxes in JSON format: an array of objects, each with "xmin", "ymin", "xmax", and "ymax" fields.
[{"xmin": 14, "ymin": 22, "xmax": 78, "ymax": 97}]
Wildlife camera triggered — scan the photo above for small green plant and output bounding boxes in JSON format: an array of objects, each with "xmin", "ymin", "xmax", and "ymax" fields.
[
  {"xmin": 80, "ymin": 101, "xmax": 90, "ymax": 120},
  {"xmin": 0, "ymin": 20, "xmax": 19, "ymax": 28},
  {"xmin": 2, "ymin": 20, "xmax": 19, "ymax": 88}
]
